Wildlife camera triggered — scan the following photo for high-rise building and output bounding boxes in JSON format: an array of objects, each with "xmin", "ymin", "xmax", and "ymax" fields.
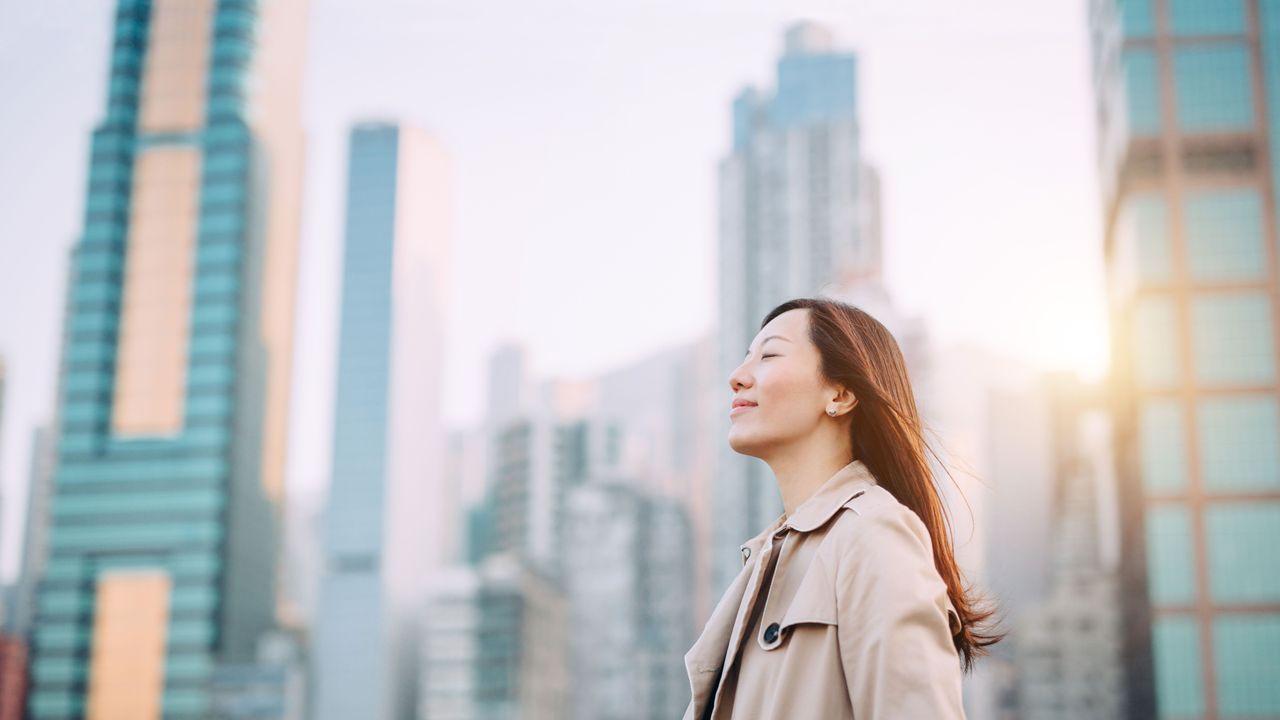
[
  {"xmin": 209, "ymin": 629, "xmax": 306, "ymax": 720},
  {"xmin": 11, "ymin": 426, "xmax": 55, "ymax": 637},
  {"xmin": 1089, "ymin": 1, "xmax": 1280, "ymax": 717},
  {"xmin": 1015, "ymin": 375, "xmax": 1124, "ymax": 720},
  {"xmin": 419, "ymin": 554, "xmax": 568, "ymax": 720},
  {"xmin": 714, "ymin": 21, "xmax": 878, "ymax": 594},
  {"xmin": 592, "ymin": 335, "xmax": 718, "ymax": 619},
  {"xmin": 27, "ymin": 0, "xmax": 308, "ymax": 716},
  {"xmin": 564, "ymin": 477, "xmax": 694, "ymax": 720},
  {"xmin": 312, "ymin": 122, "xmax": 450, "ymax": 720},
  {"xmin": 479, "ymin": 413, "xmax": 621, "ymax": 579}
]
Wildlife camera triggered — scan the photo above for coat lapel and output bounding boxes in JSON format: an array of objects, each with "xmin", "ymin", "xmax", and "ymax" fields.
[{"xmin": 682, "ymin": 545, "xmax": 759, "ymax": 719}]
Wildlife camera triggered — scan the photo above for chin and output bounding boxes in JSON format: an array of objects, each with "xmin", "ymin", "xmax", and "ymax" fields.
[{"xmin": 727, "ymin": 427, "xmax": 766, "ymax": 459}]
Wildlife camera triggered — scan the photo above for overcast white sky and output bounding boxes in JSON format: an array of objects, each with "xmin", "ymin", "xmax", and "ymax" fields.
[{"xmin": 0, "ymin": 0, "xmax": 1106, "ymax": 579}]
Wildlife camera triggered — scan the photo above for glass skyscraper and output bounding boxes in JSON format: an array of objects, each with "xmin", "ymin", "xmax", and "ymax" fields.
[
  {"xmin": 312, "ymin": 123, "xmax": 451, "ymax": 720},
  {"xmin": 27, "ymin": 0, "xmax": 308, "ymax": 716},
  {"xmin": 1090, "ymin": 1, "xmax": 1280, "ymax": 717}
]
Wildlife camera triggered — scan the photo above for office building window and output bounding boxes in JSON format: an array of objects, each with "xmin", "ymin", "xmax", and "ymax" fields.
[
  {"xmin": 1213, "ymin": 614, "xmax": 1280, "ymax": 716},
  {"xmin": 1128, "ymin": 193, "xmax": 1174, "ymax": 283},
  {"xmin": 1125, "ymin": 49, "xmax": 1163, "ymax": 135},
  {"xmin": 1170, "ymin": 0, "xmax": 1247, "ymax": 35},
  {"xmin": 1141, "ymin": 399, "xmax": 1188, "ymax": 493},
  {"xmin": 1153, "ymin": 615, "xmax": 1206, "ymax": 718},
  {"xmin": 1135, "ymin": 296, "xmax": 1182, "ymax": 387},
  {"xmin": 1191, "ymin": 293, "xmax": 1274, "ymax": 385},
  {"xmin": 1174, "ymin": 44, "xmax": 1255, "ymax": 131},
  {"xmin": 1146, "ymin": 505, "xmax": 1196, "ymax": 605},
  {"xmin": 1206, "ymin": 502, "xmax": 1280, "ymax": 603},
  {"xmin": 1198, "ymin": 395, "xmax": 1280, "ymax": 491},
  {"xmin": 1121, "ymin": 0, "xmax": 1156, "ymax": 38},
  {"xmin": 1184, "ymin": 188, "xmax": 1265, "ymax": 281}
]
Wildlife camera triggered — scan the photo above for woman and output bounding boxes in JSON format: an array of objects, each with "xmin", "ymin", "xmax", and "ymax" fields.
[{"xmin": 683, "ymin": 298, "xmax": 1001, "ymax": 720}]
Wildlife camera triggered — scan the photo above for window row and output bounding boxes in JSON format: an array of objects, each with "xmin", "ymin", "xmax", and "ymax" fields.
[
  {"xmin": 1133, "ymin": 291, "xmax": 1274, "ymax": 388},
  {"xmin": 1123, "ymin": 42, "xmax": 1254, "ymax": 135},
  {"xmin": 1140, "ymin": 393, "xmax": 1280, "ymax": 493},
  {"xmin": 1146, "ymin": 502, "xmax": 1280, "ymax": 605},
  {"xmin": 1153, "ymin": 613, "xmax": 1280, "ymax": 718}
]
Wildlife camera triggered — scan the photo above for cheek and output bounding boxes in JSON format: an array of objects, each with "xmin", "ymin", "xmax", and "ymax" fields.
[{"xmin": 759, "ymin": 367, "xmax": 819, "ymax": 412}]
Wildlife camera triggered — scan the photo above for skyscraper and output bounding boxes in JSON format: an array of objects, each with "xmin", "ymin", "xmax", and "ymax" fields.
[
  {"xmin": 1015, "ymin": 375, "xmax": 1124, "ymax": 720},
  {"xmin": 714, "ymin": 21, "xmax": 877, "ymax": 593},
  {"xmin": 27, "ymin": 0, "xmax": 308, "ymax": 715},
  {"xmin": 311, "ymin": 122, "xmax": 450, "ymax": 720},
  {"xmin": 1090, "ymin": 1, "xmax": 1280, "ymax": 717}
]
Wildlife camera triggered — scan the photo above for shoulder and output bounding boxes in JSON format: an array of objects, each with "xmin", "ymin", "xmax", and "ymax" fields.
[{"xmin": 820, "ymin": 485, "xmax": 934, "ymax": 565}]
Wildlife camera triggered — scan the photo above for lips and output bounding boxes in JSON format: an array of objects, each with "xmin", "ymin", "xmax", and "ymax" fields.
[{"xmin": 730, "ymin": 401, "xmax": 757, "ymax": 416}]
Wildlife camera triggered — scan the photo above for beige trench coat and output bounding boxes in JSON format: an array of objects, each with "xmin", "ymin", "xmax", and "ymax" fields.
[{"xmin": 682, "ymin": 459, "xmax": 966, "ymax": 719}]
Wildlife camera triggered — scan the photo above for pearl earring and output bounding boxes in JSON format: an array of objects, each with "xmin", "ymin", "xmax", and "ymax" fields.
[{"xmin": 827, "ymin": 407, "xmax": 837, "ymax": 416}]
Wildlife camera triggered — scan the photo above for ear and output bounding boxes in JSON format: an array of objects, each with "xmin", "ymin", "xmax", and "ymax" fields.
[{"xmin": 828, "ymin": 386, "xmax": 857, "ymax": 415}]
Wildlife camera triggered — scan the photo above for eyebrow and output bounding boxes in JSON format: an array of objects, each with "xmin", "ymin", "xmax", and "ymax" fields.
[{"xmin": 745, "ymin": 335, "xmax": 792, "ymax": 358}]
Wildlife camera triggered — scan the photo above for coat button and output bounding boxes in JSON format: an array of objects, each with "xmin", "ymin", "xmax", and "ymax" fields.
[
  {"xmin": 763, "ymin": 622, "xmax": 780, "ymax": 644},
  {"xmin": 741, "ymin": 547, "xmax": 751, "ymax": 562}
]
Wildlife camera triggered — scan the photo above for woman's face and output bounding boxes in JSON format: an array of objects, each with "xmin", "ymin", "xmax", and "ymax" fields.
[{"xmin": 727, "ymin": 308, "xmax": 836, "ymax": 458}]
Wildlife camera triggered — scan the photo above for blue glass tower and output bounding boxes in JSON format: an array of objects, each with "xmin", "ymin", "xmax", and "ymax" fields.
[
  {"xmin": 312, "ymin": 123, "xmax": 450, "ymax": 720},
  {"xmin": 27, "ymin": 0, "xmax": 308, "ymax": 716}
]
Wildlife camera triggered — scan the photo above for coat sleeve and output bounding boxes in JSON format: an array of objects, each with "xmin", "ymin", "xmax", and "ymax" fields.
[{"xmin": 833, "ymin": 505, "xmax": 966, "ymax": 719}]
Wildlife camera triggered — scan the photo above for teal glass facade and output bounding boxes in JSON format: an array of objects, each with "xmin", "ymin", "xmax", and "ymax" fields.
[
  {"xmin": 311, "ymin": 125, "xmax": 399, "ymax": 720},
  {"xmin": 1173, "ymin": 44, "xmax": 1254, "ymax": 131},
  {"xmin": 27, "ymin": 1, "xmax": 290, "ymax": 717},
  {"xmin": 1094, "ymin": 0, "xmax": 1280, "ymax": 717}
]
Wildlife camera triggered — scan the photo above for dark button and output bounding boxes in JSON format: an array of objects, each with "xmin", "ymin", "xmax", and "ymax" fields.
[{"xmin": 763, "ymin": 622, "xmax": 780, "ymax": 644}]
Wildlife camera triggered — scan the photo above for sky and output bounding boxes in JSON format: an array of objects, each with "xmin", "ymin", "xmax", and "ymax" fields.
[{"xmin": 0, "ymin": 0, "xmax": 1107, "ymax": 580}]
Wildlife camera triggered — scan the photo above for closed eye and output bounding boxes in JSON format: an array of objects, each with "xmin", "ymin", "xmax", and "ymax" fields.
[{"xmin": 762, "ymin": 354, "xmax": 778, "ymax": 359}]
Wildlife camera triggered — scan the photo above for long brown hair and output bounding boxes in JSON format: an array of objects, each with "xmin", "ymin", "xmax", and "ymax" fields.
[{"xmin": 762, "ymin": 297, "xmax": 1003, "ymax": 671}]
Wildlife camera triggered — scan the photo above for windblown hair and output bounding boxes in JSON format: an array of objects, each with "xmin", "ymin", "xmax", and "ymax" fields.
[{"xmin": 761, "ymin": 297, "xmax": 1003, "ymax": 671}]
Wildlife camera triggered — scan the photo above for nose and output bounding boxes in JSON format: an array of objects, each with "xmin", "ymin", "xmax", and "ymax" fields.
[{"xmin": 728, "ymin": 359, "xmax": 752, "ymax": 393}]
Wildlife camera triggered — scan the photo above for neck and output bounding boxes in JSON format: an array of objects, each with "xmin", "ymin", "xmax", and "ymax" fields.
[{"xmin": 765, "ymin": 432, "xmax": 854, "ymax": 517}]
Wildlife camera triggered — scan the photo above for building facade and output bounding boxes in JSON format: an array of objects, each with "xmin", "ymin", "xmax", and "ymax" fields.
[
  {"xmin": 27, "ymin": 0, "xmax": 308, "ymax": 716},
  {"xmin": 564, "ymin": 478, "xmax": 694, "ymax": 720},
  {"xmin": 419, "ymin": 554, "xmax": 568, "ymax": 720},
  {"xmin": 312, "ymin": 122, "xmax": 450, "ymax": 720},
  {"xmin": 1015, "ymin": 375, "xmax": 1124, "ymax": 720},
  {"xmin": 714, "ymin": 21, "xmax": 879, "ymax": 594},
  {"xmin": 1090, "ymin": 0, "xmax": 1280, "ymax": 717}
]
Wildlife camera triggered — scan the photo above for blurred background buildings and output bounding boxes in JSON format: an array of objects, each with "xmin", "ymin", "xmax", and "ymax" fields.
[{"xmin": 0, "ymin": 0, "xmax": 1276, "ymax": 718}]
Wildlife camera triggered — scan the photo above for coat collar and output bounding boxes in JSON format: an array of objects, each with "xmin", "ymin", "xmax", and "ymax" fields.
[{"xmin": 739, "ymin": 459, "xmax": 879, "ymax": 553}]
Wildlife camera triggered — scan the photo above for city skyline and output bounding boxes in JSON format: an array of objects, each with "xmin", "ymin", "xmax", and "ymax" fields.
[{"xmin": 0, "ymin": 0, "xmax": 1107, "ymax": 581}]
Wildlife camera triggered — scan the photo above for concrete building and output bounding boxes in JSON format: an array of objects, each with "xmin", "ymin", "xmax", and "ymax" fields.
[
  {"xmin": 419, "ymin": 554, "xmax": 568, "ymax": 720},
  {"xmin": 209, "ymin": 630, "xmax": 306, "ymax": 720},
  {"xmin": 564, "ymin": 478, "xmax": 694, "ymax": 720},
  {"xmin": 591, "ymin": 335, "xmax": 718, "ymax": 619}
]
